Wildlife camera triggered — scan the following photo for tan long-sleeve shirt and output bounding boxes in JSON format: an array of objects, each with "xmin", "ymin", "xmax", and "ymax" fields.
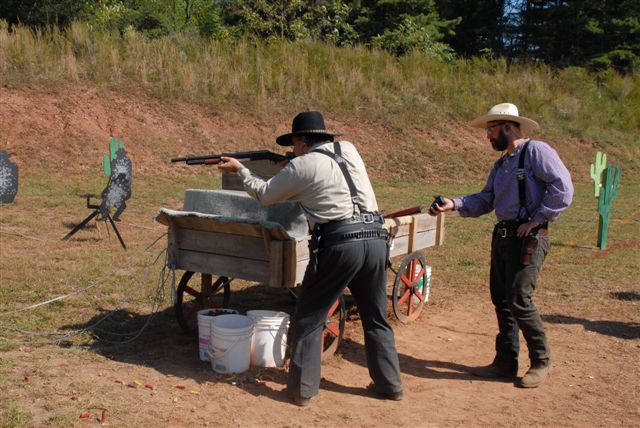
[{"xmin": 237, "ymin": 140, "xmax": 378, "ymax": 228}]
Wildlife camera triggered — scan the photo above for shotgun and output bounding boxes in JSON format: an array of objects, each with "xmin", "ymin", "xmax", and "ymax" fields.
[
  {"xmin": 171, "ymin": 150, "xmax": 294, "ymax": 165},
  {"xmin": 384, "ymin": 205, "xmax": 425, "ymax": 219}
]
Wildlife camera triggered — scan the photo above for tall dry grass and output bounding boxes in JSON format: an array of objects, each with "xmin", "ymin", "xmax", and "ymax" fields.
[{"xmin": 0, "ymin": 21, "xmax": 638, "ymax": 153}]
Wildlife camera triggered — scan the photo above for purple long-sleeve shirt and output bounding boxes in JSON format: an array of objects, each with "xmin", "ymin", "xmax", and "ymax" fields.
[{"xmin": 452, "ymin": 140, "xmax": 573, "ymax": 224}]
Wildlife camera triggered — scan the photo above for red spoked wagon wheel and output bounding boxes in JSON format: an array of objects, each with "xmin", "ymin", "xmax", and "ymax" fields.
[
  {"xmin": 392, "ymin": 251, "xmax": 429, "ymax": 323},
  {"xmin": 321, "ymin": 295, "xmax": 346, "ymax": 361},
  {"xmin": 175, "ymin": 272, "xmax": 231, "ymax": 335}
]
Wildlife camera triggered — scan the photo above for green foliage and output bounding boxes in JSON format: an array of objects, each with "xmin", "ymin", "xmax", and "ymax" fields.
[
  {"xmin": 351, "ymin": 0, "xmax": 458, "ymax": 59},
  {"xmin": 515, "ymin": 0, "xmax": 640, "ymax": 74},
  {"xmin": 590, "ymin": 49, "xmax": 640, "ymax": 76},
  {"xmin": 370, "ymin": 14, "xmax": 456, "ymax": 60},
  {"xmin": 436, "ymin": 0, "xmax": 504, "ymax": 57},
  {"xmin": 224, "ymin": 0, "xmax": 311, "ymax": 41},
  {"xmin": 305, "ymin": 0, "xmax": 358, "ymax": 47},
  {"xmin": 1, "ymin": 0, "xmax": 639, "ymax": 73},
  {"xmin": 0, "ymin": 0, "xmax": 88, "ymax": 27}
]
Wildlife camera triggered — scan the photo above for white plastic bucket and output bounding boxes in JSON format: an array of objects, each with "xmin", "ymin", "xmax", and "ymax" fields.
[
  {"xmin": 246, "ymin": 310, "xmax": 290, "ymax": 368},
  {"xmin": 197, "ymin": 308, "xmax": 238, "ymax": 361},
  {"xmin": 413, "ymin": 265, "xmax": 431, "ymax": 305},
  {"xmin": 210, "ymin": 314, "xmax": 254, "ymax": 374}
]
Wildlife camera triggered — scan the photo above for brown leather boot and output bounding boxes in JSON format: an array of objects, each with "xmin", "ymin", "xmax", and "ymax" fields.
[
  {"xmin": 471, "ymin": 362, "xmax": 518, "ymax": 379},
  {"xmin": 518, "ymin": 361, "xmax": 551, "ymax": 388}
]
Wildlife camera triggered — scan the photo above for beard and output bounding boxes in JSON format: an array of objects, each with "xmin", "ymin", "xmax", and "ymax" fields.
[{"xmin": 491, "ymin": 128, "xmax": 509, "ymax": 151}]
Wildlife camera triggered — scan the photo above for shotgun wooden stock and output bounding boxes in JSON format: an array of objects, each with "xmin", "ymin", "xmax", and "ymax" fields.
[{"xmin": 384, "ymin": 205, "xmax": 425, "ymax": 219}]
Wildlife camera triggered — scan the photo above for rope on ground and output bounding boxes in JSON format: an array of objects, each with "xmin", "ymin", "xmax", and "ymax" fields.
[
  {"xmin": 0, "ymin": 232, "xmax": 167, "ymax": 316},
  {"xmin": 0, "ymin": 223, "xmax": 46, "ymax": 241},
  {"xmin": 0, "ymin": 232, "xmax": 174, "ymax": 345}
]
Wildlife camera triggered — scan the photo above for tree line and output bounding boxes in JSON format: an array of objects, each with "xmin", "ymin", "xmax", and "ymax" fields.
[{"xmin": 1, "ymin": 0, "xmax": 638, "ymax": 73}]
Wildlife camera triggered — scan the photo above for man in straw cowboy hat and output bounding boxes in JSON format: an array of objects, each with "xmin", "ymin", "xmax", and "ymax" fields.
[
  {"xmin": 218, "ymin": 111, "xmax": 403, "ymax": 406},
  {"xmin": 429, "ymin": 103, "xmax": 573, "ymax": 388}
]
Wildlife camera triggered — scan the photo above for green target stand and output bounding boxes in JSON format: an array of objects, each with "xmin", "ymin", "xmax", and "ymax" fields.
[{"xmin": 589, "ymin": 151, "xmax": 621, "ymax": 250}]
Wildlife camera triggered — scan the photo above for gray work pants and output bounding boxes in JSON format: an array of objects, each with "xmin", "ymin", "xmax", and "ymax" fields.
[
  {"xmin": 286, "ymin": 235, "xmax": 403, "ymax": 400},
  {"xmin": 490, "ymin": 230, "xmax": 551, "ymax": 370}
]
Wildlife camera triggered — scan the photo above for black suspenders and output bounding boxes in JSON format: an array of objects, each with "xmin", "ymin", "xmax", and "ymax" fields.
[
  {"xmin": 315, "ymin": 142, "xmax": 366, "ymax": 215},
  {"xmin": 517, "ymin": 140, "xmax": 531, "ymax": 221}
]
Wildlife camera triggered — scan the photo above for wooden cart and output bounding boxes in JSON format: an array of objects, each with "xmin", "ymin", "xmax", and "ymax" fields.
[
  {"xmin": 157, "ymin": 162, "xmax": 444, "ymax": 356},
  {"xmin": 155, "ymin": 188, "xmax": 348, "ymax": 357},
  {"xmin": 384, "ymin": 212, "xmax": 445, "ymax": 323}
]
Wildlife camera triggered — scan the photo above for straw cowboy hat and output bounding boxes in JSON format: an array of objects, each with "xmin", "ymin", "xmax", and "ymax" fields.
[
  {"xmin": 276, "ymin": 111, "xmax": 341, "ymax": 146},
  {"xmin": 469, "ymin": 103, "xmax": 539, "ymax": 135}
]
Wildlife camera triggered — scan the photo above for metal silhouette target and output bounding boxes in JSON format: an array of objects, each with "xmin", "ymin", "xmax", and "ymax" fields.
[{"xmin": 0, "ymin": 151, "xmax": 18, "ymax": 204}]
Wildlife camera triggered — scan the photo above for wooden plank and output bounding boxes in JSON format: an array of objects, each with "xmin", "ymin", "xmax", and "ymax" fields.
[
  {"xmin": 282, "ymin": 240, "xmax": 298, "ymax": 288},
  {"xmin": 389, "ymin": 229, "xmax": 437, "ymax": 258},
  {"xmin": 170, "ymin": 216, "xmax": 266, "ymax": 238},
  {"xmin": 435, "ymin": 213, "xmax": 445, "ymax": 246},
  {"xmin": 413, "ymin": 213, "xmax": 438, "ymax": 232},
  {"xmin": 295, "ymin": 258, "xmax": 310, "ymax": 285},
  {"xmin": 386, "ymin": 222, "xmax": 411, "ymax": 240},
  {"xmin": 178, "ymin": 229, "xmax": 268, "ymax": 261},
  {"xmin": 295, "ymin": 238, "xmax": 310, "ymax": 260},
  {"xmin": 262, "ymin": 228, "xmax": 272, "ymax": 256},
  {"xmin": 414, "ymin": 229, "xmax": 437, "ymax": 251},
  {"xmin": 408, "ymin": 217, "xmax": 417, "ymax": 253},
  {"xmin": 167, "ymin": 224, "xmax": 179, "ymax": 266},
  {"xmin": 268, "ymin": 240, "xmax": 284, "ymax": 287},
  {"xmin": 176, "ymin": 250, "xmax": 269, "ymax": 282}
]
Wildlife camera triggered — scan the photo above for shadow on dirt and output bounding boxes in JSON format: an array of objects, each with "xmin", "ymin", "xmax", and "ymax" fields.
[
  {"xmin": 609, "ymin": 291, "xmax": 640, "ymax": 301},
  {"xmin": 336, "ymin": 337, "xmax": 510, "ymax": 384},
  {"xmin": 62, "ymin": 221, "xmax": 98, "ymax": 230},
  {"xmin": 542, "ymin": 314, "xmax": 640, "ymax": 340},
  {"xmin": 60, "ymin": 284, "xmax": 299, "ymax": 384}
]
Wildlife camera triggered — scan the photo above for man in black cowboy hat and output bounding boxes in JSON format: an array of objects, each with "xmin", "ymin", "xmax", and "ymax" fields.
[
  {"xmin": 218, "ymin": 111, "xmax": 403, "ymax": 406},
  {"xmin": 429, "ymin": 103, "xmax": 573, "ymax": 388}
]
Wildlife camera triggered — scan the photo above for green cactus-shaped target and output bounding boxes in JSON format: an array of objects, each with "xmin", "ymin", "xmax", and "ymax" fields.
[
  {"xmin": 597, "ymin": 164, "xmax": 620, "ymax": 249},
  {"xmin": 589, "ymin": 151, "xmax": 607, "ymax": 197},
  {"xmin": 103, "ymin": 137, "xmax": 125, "ymax": 175}
]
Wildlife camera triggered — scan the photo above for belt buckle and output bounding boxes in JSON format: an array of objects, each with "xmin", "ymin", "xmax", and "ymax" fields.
[
  {"xmin": 497, "ymin": 227, "xmax": 508, "ymax": 238},
  {"xmin": 362, "ymin": 213, "xmax": 374, "ymax": 224}
]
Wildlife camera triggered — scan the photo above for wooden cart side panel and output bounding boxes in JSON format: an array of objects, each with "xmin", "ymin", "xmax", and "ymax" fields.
[
  {"xmin": 268, "ymin": 240, "xmax": 284, "ymax": 287},
  {"xmin": 411, "ymin": 213, "xmax": 438, "ymax": 232},
  {"xmin": 389, "ymin": 229, "xmax": 437, "ymax": 258},
  {"xmin": 282, "ymin": 240, "xmax": 297, "ymax": 288},
  {"xmin": 176, "ymin": 249, "xmax": 270, "ymax": 282},
  {"xmin": 295, "ymin": 258, "xmax": 310, "ymax": 284},
  {"xmin": 435, "ymin": 213, "xmax": 445, "ymax": 246},
  {"xmin": 167, "ymin": 215, "xmax": 267, "ymax": 238},
  {"xmin": 293, "ymin": 239, "xmax": 311, "ymax": 285},
  {"xmin": 167, "ymin": 223, "xmax": 179, "ymax": 266},
  {"xmin": 178, "ymin": 229, "xmax": 269, "ymax": 261},
  {"xmin": 408, "ymin": 217, "xmax": 417, "ymax": 253}
]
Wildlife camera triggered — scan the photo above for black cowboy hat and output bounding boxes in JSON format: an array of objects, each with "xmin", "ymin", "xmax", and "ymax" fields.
[{"xmin": 276, "ymin": 111, "xmax": 341, "ymax": 146}]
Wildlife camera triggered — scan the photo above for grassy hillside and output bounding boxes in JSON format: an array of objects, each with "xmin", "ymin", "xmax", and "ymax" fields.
[{"xmin": 1, "ymin": 22, "xmax": 639, "ymax": 181}]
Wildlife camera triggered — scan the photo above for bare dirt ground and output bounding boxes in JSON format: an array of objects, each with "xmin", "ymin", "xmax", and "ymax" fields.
[
  {"xmin": 3, "ymin": 287, "xmax": 639, "ymax": 427},
  {"xmin": 1, "ymin": 83, "xmax": 639, "ymax": 427}
]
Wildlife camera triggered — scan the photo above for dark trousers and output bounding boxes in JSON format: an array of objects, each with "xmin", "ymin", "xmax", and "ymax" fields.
[
  {"xmin": 286, "ymin": 235, "xmax": 403, "ymax": 400},
  {"xmin": 490, "ymin": 231, "xmax": 550, "ymax": 370}
]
